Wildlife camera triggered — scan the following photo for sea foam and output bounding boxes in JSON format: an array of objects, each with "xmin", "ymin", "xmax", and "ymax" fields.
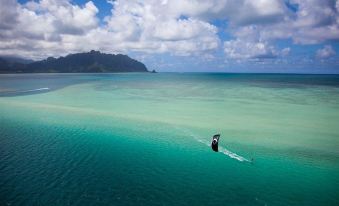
[{"xmin": 22, "ymin": 87, "xmax": 50, "ymax": 92}]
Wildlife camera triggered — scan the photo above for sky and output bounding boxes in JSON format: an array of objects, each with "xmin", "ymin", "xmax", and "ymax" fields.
[{"xmin": 1, "ymin": 0, "xmax": 339, "ymax": 73}]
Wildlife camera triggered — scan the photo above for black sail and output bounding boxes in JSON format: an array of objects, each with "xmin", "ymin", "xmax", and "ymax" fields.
[{"xmin": 211, "ymin": 134, "xmax": 220, "ymax": 152}]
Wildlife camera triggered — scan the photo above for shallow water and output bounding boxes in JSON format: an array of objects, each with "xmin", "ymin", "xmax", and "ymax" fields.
[{"xmin": 0, "ymin": 73, "xmax": 339, "ymax": 205}]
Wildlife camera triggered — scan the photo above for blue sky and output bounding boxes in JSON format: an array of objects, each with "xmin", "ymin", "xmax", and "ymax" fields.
[{"xmin": 3, "ymin": 0, "xmax": 339, "ymax": 73}]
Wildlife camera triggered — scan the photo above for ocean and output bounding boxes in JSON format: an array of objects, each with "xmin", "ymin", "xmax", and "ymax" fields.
[{"xmin": 0, "ymin": 73, "xmax": 338, "ymax": 205}]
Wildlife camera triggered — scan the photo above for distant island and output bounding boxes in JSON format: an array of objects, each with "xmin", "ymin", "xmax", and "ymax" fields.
[{"xmin": 0, "ymin": 50, "xmax": 148, "ymax": 73}]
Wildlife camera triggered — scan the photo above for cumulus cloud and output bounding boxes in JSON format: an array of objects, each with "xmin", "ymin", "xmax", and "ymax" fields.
[
  {"xmin": 288, "ymin": 0, "xmax": 339, "ymax": 44},
  {"xmin": 223, "ymin": 25, "xmax": 291, "ymax": 60},
  {"xmin": 0, "ymin": 0, "xmax": 221, "ymax": 59},
  {"xmin": 0, "ymin": 0, "xmax": 101, "ymax": 58},
  {"xmin": 103, "ymin": 0, "xmax": 219, "ymax": 55},
  {"xmin": 220, "ymin": 0, "xmax": 338, "ymax": 63},
  {"xmin": 316, "ymin": 45, "xmax": 336, "ymax": 59},
  {"xmin": 155, "ymin": 0, "xmax": 287, "ymax": 25},
  {"xmin": 247, "ymin": 0, "xmax": 339, "ymax": 44},
  {"xmin": 226, "ymin": 0, "xmax": 287, "ymax": 25},
  {"xmin": 0, "ymin": 0, "xmax": 338, "ymax": 67},
  {"xmin": 0, "ymin": 0, "xmax": 18, "ymax": 30},
  {"xmin": 224, "ymin": 40, "xmax": 277, "ymax": 59}
]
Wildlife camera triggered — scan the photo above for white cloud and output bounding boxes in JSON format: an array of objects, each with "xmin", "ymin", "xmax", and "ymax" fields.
[
  {"xmin": 228, "ymin": 0, "xmax": 287, "ymax": 25},
  {"xmin": 152, "ymin": 19, "xmax": 215, "ymax": 41},
  {"xmin": 258, "ymin": 0, "xmax": 339, "ymax": 44},
  {"xmin": 223, "ymin": 25, "xmax": 290, "ymax": 60},
  {"xmin": 22, "ymin": 0, "xmax": 99, "ymax": 36},
  {"xmin": 0, "ymin": 0, "xmax": 290, "ymax": 59},
  {"xmin": 281, "ymin": 47, "xmax": 291, "ymax": 56},
  {"xmin": 0, "ymin": 0, "xmax": 220, "ymax": 59},
  {"xmin": 224, "ymin": 39, "xmax": 278, "ymax": 59},
  {"xmin": 316, "ymin": 45, "xmax": 336, "ymax": 59},
  {"xmin": 0, "ymin": 0, "xmax": 18, "ymax": 30},
  {"xmin": 222, "ymin": 0, "xmax": 339, "ymax": 57},
  {"xmin": 159, "ymin": 0, "xmax": 287, "ymax": 25},
  {"xmin": 0, "ymin": 0, "xmax": 101, "ymax": 58},
  {"xmin": 0, "ymin": 0, "xmax": 338, "ymax": 65},
  {"xmin": 103, "ymin": 0, "xmax": 219, "ymax": 55},
  {"xmin": 288, "ymin": 0, "xmax": 339, "ymax": 44}
]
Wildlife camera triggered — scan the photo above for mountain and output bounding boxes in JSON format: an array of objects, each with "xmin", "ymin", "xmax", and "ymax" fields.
[
  {"xmin": 0, "ymin": 50, "xmax": 148, "ymax": 73},
  {"xmin": 0, "ymin": 57, "xmax": 26, "ymax": 73},
  {"xmin": 0, "ymin": 55, "xmax": 34, "ymax": 64}
]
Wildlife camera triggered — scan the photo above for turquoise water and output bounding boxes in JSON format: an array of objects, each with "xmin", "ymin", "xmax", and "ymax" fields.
[{"xmin": 0, "ymin": 73, "xmax": 338, "ymax": 205}]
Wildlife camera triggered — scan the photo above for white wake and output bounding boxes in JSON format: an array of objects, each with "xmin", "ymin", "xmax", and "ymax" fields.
[
  {"xmin": 176, "ymin": 127, "xmax": 250, "ymax": 162},
  {"xmin": 23, "ymin": 87, "xmax": 50, "ymax": 92}
]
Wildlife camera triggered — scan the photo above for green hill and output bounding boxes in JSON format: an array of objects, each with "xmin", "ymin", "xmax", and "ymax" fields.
[{"xmin": 0, "ymin": 50, "xmax": 148, "ymax": 73}]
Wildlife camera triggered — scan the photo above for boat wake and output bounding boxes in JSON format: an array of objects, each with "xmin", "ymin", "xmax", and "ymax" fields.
[
  {"xmin": 175, "ymin": 126, "xmax": 250, "ymax": 162},
  {"xmin": 20, "ymin": 87, "xmax": 50, "ymax": 92},
  {"xmin": 0, "ymin": 87, "xmax": 51, "ymax": 97}
]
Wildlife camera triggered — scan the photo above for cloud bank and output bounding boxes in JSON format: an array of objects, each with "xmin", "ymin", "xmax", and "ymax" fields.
[{"xmin": 0, "ymin": 0, "xmax": 338, "ymax": 72}]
